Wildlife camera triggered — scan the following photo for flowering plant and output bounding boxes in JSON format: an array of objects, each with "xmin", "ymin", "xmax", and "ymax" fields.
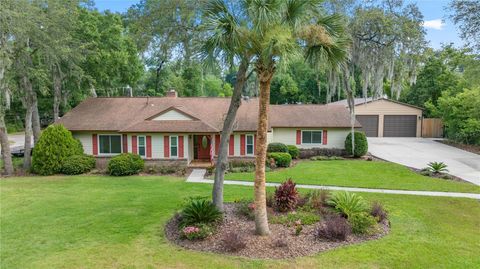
[
  {"xmin": 294, "ymin": 220, "xmax": 303, "ymax": 236},
  {"xmin": 248, "ymin": 203, "xmax": 255, "ymax": 211},
  {"xmin": 181, "ymin": 224, "xmax": 213, "ymax": 240}
]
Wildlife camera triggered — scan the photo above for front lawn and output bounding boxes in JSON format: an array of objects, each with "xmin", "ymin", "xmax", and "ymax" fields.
[
  {"xmin": 223, "ymin": 160, "xmax": 480, "ymax": 193},
  {"xmin": 1, "ymin": 175, "xmax": 480, "ymax": 268}
]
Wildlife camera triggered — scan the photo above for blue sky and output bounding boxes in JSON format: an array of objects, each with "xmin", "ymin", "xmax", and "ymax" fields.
[{"xmin": 93, "ymin": 0, "xmax": 463, "ymax": 49}]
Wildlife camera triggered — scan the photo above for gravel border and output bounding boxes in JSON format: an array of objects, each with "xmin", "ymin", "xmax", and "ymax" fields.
[{"xmin": 165, "ymin": 203, "xmax": 390, "ymax": 259}]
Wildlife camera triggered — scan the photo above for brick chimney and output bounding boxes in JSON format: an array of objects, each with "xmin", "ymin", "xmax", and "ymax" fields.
[{"xmin": 166, "ymin": 89, "xmax": 178, "ymax": 98}]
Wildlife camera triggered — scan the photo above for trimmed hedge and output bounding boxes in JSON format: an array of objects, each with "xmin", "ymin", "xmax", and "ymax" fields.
[
  {"xmin": 267, "ymin": 143, "xmax": 288, "ymax": 153},
  {"xmin": 345, "ymin": 131, "xmax": 368, "ymax": 157},
  {"xmin": 61, "ymin": 154, "xmax": 96, "ymax": 175},
  {"xmin": 287, "ymin": 145, "xmax": 300, "ymax": 159},
  {"xmin": 108, "ymin": 153, "xmax": 144, "ymax": 176},
  {"xmin": 268, "ymin": 152, "xmax": 292, "ymax": 167},
  {"xmin": 32, "ymin": 124, "xmax": 84, "ymax": 175}
]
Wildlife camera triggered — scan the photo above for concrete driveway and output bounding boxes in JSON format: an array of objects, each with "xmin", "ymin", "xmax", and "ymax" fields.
[{"xmin": 368, "ymin": 138, "xmax": 480, "ymax": 186}]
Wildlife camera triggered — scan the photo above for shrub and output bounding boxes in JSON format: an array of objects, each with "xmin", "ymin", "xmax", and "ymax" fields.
[
  {"xmin": 294, "ymin": 220, "xmax": 303, "ymax": 236},
  {"xmin": 306, "ymin": 189, "xmax": 331, "ymax": 210},
  {"xmin": 327, "ymin": 191, "xmax": 368, "ymax": 219},
  {"xmin": 31, "ymin": 125, "xmax": 84, "ymax": 175},
  {"xmin": 274, "ymin": 178, "xmax": 299, "ymax": 212},
  {"xmin": 267, "ymin": 143, "xmax": 288, "ymax": 153},
  {"xmin": 267, "ymin": 152, "xmax": 292, "ymax": 167},
  {"xmin": 107, "ymin": 153, "xmax": 144, "ymax": 176},
  {"xmin": 427, "ymin": 161, "xmax": 449, "ymax": 174},
  {"xmin": 61, "ymin": 154, "xmax": 96, "ymax": 175},
  {"xmin": 236, "ymin": 199, "xmax": 255, "ymax": 220},
  {"xmin": 221, "ymin": 232, "xmax": 247, "ymax": 252},
  {"xmin": 315, "ymin": 215, "xmax": 351, "ymax": 241},
  {"xmin": 266, "ymin": 192, "xmax": 275, "ymax": 208},
  {"xmin": 349, "ymin": 213, "xmax": 377, "ymax": 235},
  {"xmin": 180, "ymin": 198, "xmax": 222, "ymax": 227},
  {"xmin": 287, "ymin": 145, "xmax": 300, "ymax": 159},
  {"xmin": 370, "ymin": 201, "xmax": 388, "ymax": 222},
  {"xmin": 181, "ymin": 224, "xmax": 214, "ymax": 240},
  {"xmin": 345, "ymin": 131, "xmax": 368, "ymax": 157},
  {"xmin": 270, "ymin": 210, "xmax": 320, "ymax": 225},
  {"xmin": 299, "ymin": 148, "xmax": 347, "ymax": 159}
]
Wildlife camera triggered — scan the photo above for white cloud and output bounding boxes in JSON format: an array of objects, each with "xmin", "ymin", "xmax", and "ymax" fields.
[{"xmin": 423, "ymin": 19, "xmax": 445, "ymax": 30}]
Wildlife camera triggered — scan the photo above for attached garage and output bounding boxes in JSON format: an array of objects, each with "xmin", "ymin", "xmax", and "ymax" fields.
[{"xmin": 331, "ymin": 98, "xmax": 423, "ymax": 137}]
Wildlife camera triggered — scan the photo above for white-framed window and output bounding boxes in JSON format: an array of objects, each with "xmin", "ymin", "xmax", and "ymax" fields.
[
  {"xmin": 302, "ymin": 130, "xmax": 323, "ymax": 144},
  {"xmin": 138, "ymin": 135, "xmax": 146, "ymax": 157},
  {"xmin": 170, "ymin": 135, "xmax": 178, "ymax": 158},
  {"xmin": 246, "ymin": 134, "xmax": 254, "ymax": 155},
  {"xmin": 99, "ymin": 134, "xmax": 122, "ymax": 155}
]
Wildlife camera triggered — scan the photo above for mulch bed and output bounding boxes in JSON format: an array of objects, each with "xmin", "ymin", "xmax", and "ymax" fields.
[
  {"xmin": 408, "ymin": 167, "xmax": 471, "ymax": 184},
  {"xmin": 165, "ymin": 203, "xmax": 390, "ymax": 259},
  {"xmin": 435, "ymin": 140, "xmax": 480, "ymax": 155}
]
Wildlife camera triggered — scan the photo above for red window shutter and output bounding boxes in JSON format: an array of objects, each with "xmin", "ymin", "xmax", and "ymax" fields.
[
  {"xmin": 146, "ymin": 136, "xmax": 152, "ymax": 159},
  {"xmin": 164, "ymin": 135, "xmax": 170, "ymax": 158},
  {"xmin": 215, "ymin": 134, "xmax": 220, "ymax": 155},
  {"xmin": 229, "ymin": 135, "xmax": 234, "ymax": 156},
  {"xmin": 132, "ymin": 135, "xmax": 137, "ymax": 154},
  {"xmin": 240, "ymin": 134, "xmax": 246, "ymax": 156},
  {"xmin": 92, "ymin": 134, "xmax": 98, "ymax": 156},
  {"xmin": 296, "ymin": 130, "xmax": 301, "ymax": 145},
  {"xmin": 323, "ymin": 130, "xmax": 328, "ymax": 145},
  {"xmin": 122, "ymin": 134, "xmax": 128, "ymax": 153},
  {"xmin": 179, "ymin": 136, "xmax": 184, "ymax": 158}
]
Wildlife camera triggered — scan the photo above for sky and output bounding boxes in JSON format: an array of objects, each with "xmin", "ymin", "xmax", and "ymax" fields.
[{"xmin": 93, "ymin": 0, "xmax": 464, "ymax": 50}]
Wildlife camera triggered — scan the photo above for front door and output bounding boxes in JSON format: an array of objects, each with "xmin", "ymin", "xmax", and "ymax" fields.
[{"xmin": 195, "ymin": 135, "xmax": 211, "ymax": 160}]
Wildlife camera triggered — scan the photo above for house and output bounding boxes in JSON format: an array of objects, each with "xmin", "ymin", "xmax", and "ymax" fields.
[
  {"xmin": 330, "ymin": 97, "xmax": 423, "ymax": 137},
  {"xmin": 56, "ymin": 90, "xmax": 360, "ymax": 167}
]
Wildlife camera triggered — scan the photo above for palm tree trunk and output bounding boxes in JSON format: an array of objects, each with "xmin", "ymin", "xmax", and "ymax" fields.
[
  {"xmin": 0, "ymin": 112, "xmax": 13, "ymax": 175},
  {"xmin": 212, "ymin": 59, "xmax": 248, "ymax": 211},
  {"xmin": 254, "ymin": 68, "xmax": 273, "ymax": 236}
]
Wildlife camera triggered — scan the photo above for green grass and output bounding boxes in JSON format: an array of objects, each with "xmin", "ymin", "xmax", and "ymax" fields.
[
  {"xmin": 224, "ymin": 160, "xmax": 480, "ymax": 193},
  {"xmin": 1, "ymin": 175, "xmax": 480, "ymax": 268}
]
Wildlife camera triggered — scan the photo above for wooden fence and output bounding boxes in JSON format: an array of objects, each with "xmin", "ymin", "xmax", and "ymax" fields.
[{"xmin": 422, "ymin": 118, "xmax": 443, "ymax": 138}]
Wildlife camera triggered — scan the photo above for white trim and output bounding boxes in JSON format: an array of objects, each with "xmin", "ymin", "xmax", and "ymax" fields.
[
  {"xmin": 245, "ymin": 134, "xmax": 254, "ymax": 156},
  {"xmin": 98, "ymin": 134, "xmax": 123, "ymax": 156},
  {"xmin": 137, "ymin": 135, "xmax": 146, "ymax": 158},
  {"xmin": 170, "ymin": 135, "xmax": 179, "ymax": 158},
  {"xmin": 301, "ymin": 130, "xmax": 323, "ymax": 145}
]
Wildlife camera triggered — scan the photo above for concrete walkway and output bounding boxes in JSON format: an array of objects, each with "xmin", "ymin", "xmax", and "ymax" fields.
[
  {"xmin": 187, "ymin": 169, "xmax": 480, "ymax": 200},
  {"xmin": 368, "ymin": 138, "xmax": 480, "ymax": 186}
]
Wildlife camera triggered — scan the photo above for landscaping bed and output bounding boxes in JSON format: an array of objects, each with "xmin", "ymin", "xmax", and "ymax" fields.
[{"xmin": 165, "ymin": 203, "xmax": 389, "ymax": 259}]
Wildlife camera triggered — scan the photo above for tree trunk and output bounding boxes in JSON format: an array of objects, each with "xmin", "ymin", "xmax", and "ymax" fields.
[
  {"xmin": 53, "ymin": 66, "xmax": 62, "ymax": 120},
  {"xmin": 253, "ymin": 66, "xmax": 273, "ymax": 236},
  {"xmin": 212, "ymin": 59, "xmax": 249, "ymax": 211},
  {"xmin": 0, "ymin": 110, "xmax": 13, "ymax": 175},
  {"xmin": 90, "ymin": 83, "xmax": 97, "ymax": 97},
  {"xmin": 23, "ymin": 105, "xmax": 33, "ymax": 170},
  {"xmin": 32, "ymin": 97, "xmax": 41, "ymax": 144}
]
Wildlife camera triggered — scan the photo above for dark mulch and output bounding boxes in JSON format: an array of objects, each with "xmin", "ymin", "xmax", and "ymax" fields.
[
  {"xmin": 165, "ymin": 203, "xmax": 390, "ymax": 259},
  {"xmin": 435, "ymin": 140, "xmax": 480, "ymax": 155},
  {"xmin": 409, "ymin": 167, "xmax": 471, "ymax": 184}
]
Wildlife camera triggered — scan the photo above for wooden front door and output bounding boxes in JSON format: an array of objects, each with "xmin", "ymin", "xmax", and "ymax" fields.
[{"xmin": 195, "ymin": 135, "xmax": 211, "ymax": 160}]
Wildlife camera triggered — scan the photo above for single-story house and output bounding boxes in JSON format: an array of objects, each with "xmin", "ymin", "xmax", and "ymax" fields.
[
  {"xmin": 57, "ymin": 90, "xmax": 360, "ymax": 167},
  {"xmin": 330, "ymin": 97, "xmax": 423, "ymax": 137}
]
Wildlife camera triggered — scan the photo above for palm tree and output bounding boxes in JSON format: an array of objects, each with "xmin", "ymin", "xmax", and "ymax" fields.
[{"xmin": 202, "ymin": 0, "xmax": 350, "ymax": 235}]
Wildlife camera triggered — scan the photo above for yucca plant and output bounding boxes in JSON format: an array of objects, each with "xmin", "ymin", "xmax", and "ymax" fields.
[
  {"xmin": 180, "ymin": 199, "xmax": 222, "ymax": 227},
  {"xmin": 427, "ymin": 162, "xmax": 449, "ymax": 174},
  {"xmin": 327, "ymin": 191, "xmax": 368, "ymax": 219}
]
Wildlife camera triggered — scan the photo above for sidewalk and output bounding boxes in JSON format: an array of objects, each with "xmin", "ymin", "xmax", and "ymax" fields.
[{"xmin": 187, "ymin": 169, "xmax": 480, "ymax": 200}]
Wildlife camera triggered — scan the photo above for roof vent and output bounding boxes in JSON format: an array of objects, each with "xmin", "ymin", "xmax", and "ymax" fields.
[{"xmin": 166, "ymin": 89, "xmax": 178, "ymax": 98}]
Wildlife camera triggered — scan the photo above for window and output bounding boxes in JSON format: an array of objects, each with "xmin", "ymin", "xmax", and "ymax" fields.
[
  {"xmin": 170, "ymin": 136, "xmax": 178, "ymax": 158},
  {"xmin": 246, "ymin": 134, "xmax": 254, "ymax": 155},
  {"xmin": 99, "ymin": 135, "xmax": 122, "ymax": 154},
  {"xmin": 302, "ymin": 130, "xmax": 322, "ymax": 144},
  {"xmin": 138, "ymin": 136, "xmax": 146, "ymax": 157}
]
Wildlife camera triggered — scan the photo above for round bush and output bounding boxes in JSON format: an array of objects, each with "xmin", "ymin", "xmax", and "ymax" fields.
[
  {"xmin": 32, "ymin": 124, "xmax": 84, "ymax": 175},
  {"xmin": 267, "ymin": 143, "xmax": 288, "ymax": 153},
  {"xmin": 61, "ymin": 154, "xmax": 96, "ymax": 175},
  {"xmin": 267, "ymin": 152, "xmax": 292, "ymax": 167},
  {"xmin": 344, "ymin": 131, "xmax": 368, "ymax": 157},
  {"xmin": 107, "ymin": 153, "xmax": 144, "ymax": 176},
  {"xmin": 287, "ymin": 145, "xmax": 300, "ymax": 159}
]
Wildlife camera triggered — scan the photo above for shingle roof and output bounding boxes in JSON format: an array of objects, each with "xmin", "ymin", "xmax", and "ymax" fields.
[
  {"xmin": 330, "ymin": 97, "xmax": 423, "ymax": 110},
  {"xmin": 56, "ymin": 96, "xmax": 359, "ymax": 132}
]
